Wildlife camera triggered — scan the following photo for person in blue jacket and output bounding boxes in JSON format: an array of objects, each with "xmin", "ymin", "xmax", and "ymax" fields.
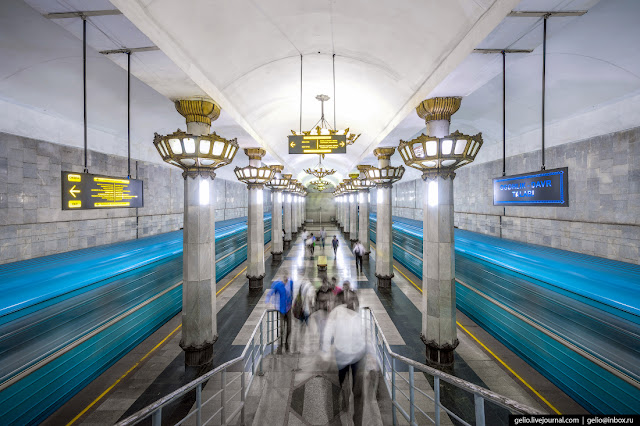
[{"xmin": 267, "ymin": 276, "xmax": 293, "ymax": 353}]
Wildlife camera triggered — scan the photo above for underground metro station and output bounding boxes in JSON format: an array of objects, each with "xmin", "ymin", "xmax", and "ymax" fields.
[{"xmin": 0, "ymin": 0, "xmax": 639, "ymax": 425}]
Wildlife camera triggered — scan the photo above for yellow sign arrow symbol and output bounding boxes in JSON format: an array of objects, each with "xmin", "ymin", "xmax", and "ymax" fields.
[
  {"xmin": 339, "ymin": 141, "xmax": 345, "ymax": 147},
  {"xmin": 290, "ymin": 141, "xmax": 296, "ymax": 148},
  {"xmin": 69, "ymin": 185, "xmax": 81, "ymax": 198}
]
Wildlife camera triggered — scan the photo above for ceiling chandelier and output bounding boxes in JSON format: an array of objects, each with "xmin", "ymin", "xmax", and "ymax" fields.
[
  {"xmin": 309, "ymin": 178, "xmax": 330, "ymax": 192},
  {"xmin": 304, "ymin": 153, "xmax": 335, "ymax": 179},
  {"xmin": 291, "ymin": 94, "xmax": 361, "ymax": 145}
]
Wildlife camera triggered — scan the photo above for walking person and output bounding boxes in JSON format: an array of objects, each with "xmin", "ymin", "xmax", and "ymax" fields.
[
  {"xmin": 320, "ymin": 227, "xmax": 327, "ymax": 249},
  {"xmin": 353, "ymin": 240, "xmax": 365, "ymax": 274},
  {"xmin": 323, "ymin": 292, "xmax": 365, "ymax": 425},
  {"xmin": 315, "ymin": 278, "xmax": 333, "ymax": 350},
  {"xmin": 266, "ymin": 275, "xmax": 293, "ymax": 353},
  {"xmin": 332, "ymin": 235, "xmax": 339, "ymax": 257},
  {"xmin": 310, "ymin": 233, "xmax": 316, "ymax": 255}
]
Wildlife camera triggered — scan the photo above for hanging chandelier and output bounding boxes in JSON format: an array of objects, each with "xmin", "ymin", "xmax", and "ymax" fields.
[
  {"xmin": 304, "ymin": 154, "xmax": 336, "ymax": 179},
  {"xmin": 291, "ymin": 94, "xmax": 360, "ymax": 145}
]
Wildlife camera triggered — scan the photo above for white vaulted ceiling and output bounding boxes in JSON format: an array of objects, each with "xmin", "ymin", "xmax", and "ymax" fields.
[{"xmin": 109, "ymin": 0, "xmax": 520, "ymax": 186}]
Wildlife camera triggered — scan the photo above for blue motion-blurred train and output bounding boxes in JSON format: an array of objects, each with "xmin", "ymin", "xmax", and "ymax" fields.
[
  {"xmin": 0, "ymin": 214, "xmax": 271, "ymax": 426},
  {"xmin": 370, "ymin": 213, "xmax": 640, "ymax": 415}
]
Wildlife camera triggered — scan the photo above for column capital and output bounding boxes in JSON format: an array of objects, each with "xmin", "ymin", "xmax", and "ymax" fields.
[
  {"xmin": 358, "ymin": 188, "xmax": 370, "ymax": 194},
  {"xmin": 421, "ymin": 169, "xmax": 456, "ymax": 181},
  {"xmin": 373, "ymin": 147, "xmax": 396, "ymax": 160},
  {"xmin": 174, "ymin": 99, "xmax": 221, "ymax": 126},
  {"xmin": 376, "ymin": 182, "xmax": 394, "ymax": 189},
  {"xmin": 183, "ymin": 169, "xmax": 216, "ymax": 180},
  {"xmin": 245, "ymin": 148, "xmax": 266, "ymax": 160},
  {"xmin": 416, "ymin": 97, "xmax": 461, "ymax": 123},
  {"xmin": 247, "ymin": 182, "xmax": 265, "ymax": 189}
]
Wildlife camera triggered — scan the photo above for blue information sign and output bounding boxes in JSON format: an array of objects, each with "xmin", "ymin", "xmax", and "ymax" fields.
[{"xmin": 493, "ymin": 167, "xmax": 569, "ymax": 207}]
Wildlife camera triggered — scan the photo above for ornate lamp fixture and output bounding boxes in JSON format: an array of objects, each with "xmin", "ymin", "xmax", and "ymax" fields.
[
  {"xmin": 291, "ymin": 95, "xmax": 361, "ymax": 145},
  {"xmin": 265, "ymin": 165, "xmax": 290, "ymax": 190},
  {"xmin": 363, "ymin": 148, "xmax": 405, "ymax": 185},
  {"xmin": 351, "ymin": 165, "xmax": 375, "ymax": 190},
  {"xmin": 234, "ymin": 149, "xmax": 276, "ymax": 185},
  {"xmin": 398, "ymin": 130, "xmax": 483, "ymax": 179},
  {"xmin": 153, "ymin": 129, "xmax": 238, "ymax": 178},
  {"xmin": 304, "ymin": 154, "xmax": 336, "ymax": 180}
]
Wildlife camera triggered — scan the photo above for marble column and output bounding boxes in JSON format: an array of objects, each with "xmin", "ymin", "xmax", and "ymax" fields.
[
  {"xmin": 291, "ymin": 195, "xmax": 298, "ymax": 239},
  {"xmin": 336, "ymin": 196, "xmax": 342, "ymax": 229},
  {"xmin": 343, "ymin": 194, "xmax": 351, "ymax": 241},
  {"xmin": 358, "ymin": 189, "xmax": 370, "ymax": 256},
  {"xmin": 349, "ymin": 193, "xmax": 358, "ymax": 247},
  {"xmin": 416, "ymin": 96, "xmax": 461, "ymax": 367},
  {"xmin": 271, "ymin": 189, "xmax": 283, "ymax": 262},
  {"xmin": 374, "ymin": 148, "xmax": 396, "ymax": 289},
  {"xmin": 244, "ymin": 149, "xmax": 267, "ymax": 290},
  {"xmin": 284, "ymin": 191, "xmax": 292, "ymax": 249},
  {"xmin": 422, "ymin": 172, "xmax": 458, "ymax": 366},
  {"xmin": 182, "ymin": 173, "xmax": 217, "ymax": 366},
  {"xmin": 174, "ymin": 99, "xmax": 222, "ymax": 367}
]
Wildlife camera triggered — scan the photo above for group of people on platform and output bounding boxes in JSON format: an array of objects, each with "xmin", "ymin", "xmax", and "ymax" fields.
[
  {"xmin": 267, "ymin": 272, "xmax": 373, "ymax": 425},
  {"xmin": 299, "ymin": 227, "xmax": 367, "ymax": 275}
]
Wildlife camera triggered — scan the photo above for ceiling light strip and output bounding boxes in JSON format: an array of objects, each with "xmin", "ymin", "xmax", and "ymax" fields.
[
  {"xmin": 507, "ymin": 11, "xmax": 587, "ymax": 18},
  {"xmin": 99, "ymin": 46, "xmax": 160, "ymax": 55}
]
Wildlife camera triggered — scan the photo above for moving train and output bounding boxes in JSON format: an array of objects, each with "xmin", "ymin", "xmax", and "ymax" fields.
[
  {"xmin": 370, "ymin": 213, "xmax": 640, "ymax": 414},
  {"xmin": 0, "ymin": 214, "xmax": 271, "ymax": 425}
]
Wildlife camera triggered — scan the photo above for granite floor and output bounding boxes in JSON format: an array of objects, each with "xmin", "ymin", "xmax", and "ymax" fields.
[{"xmin": 42, "ymin": 223, "xmax": 586, "ymax": 426}]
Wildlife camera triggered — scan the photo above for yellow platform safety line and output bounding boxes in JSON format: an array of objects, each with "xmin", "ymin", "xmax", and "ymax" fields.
[
  {"xmin": 67, "ymin": 244, "xmax": 264, "ymax": 425},
  {"xmin": 392, "ymin": 264, "xmax": 562, "ymax": 415}
]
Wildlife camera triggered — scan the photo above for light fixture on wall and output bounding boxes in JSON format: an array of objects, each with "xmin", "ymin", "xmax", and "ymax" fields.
[
  {"xmin": 234, "ymin": 149, "xmax": 276, "ymax": 185},
  {"xmin": 265, "ymin": 165, "xmax": 290, "ymax": 190}
]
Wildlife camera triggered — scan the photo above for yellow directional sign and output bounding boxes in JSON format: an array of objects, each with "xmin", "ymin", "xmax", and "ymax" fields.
[
  {"xmin": 61, "ymin": 171, "xmax": 143, "ymax": 210},
  {"xmin": 69, "ymin": 185, "xmax": 80, "ymax": 198},
  {"xmin": 288, "ymin": 134, "xmax": 347, "ymax": 154}
]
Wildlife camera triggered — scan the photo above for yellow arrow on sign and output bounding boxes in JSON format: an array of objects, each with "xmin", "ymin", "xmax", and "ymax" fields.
[
  {"xmin": 339, "ymin": 141, "xmax": 345, "ymax": 147},
  {"xmin": 69, "ymin": 185, "xmax": 81, "ymax": 198},
  {"xmin": 290, "ymin": 141, "xmax": 296, "ymax": 148}
]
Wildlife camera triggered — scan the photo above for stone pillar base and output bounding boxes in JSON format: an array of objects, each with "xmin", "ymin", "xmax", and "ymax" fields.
[
  {"xmin": 248, "ymin": 274, "xmax": 265, "ymax": 290},
  {"xmin": 181, "ymin": 339, "xmax": 216, "ymax": 367},
  {"xmin": 271, "ymin": 251, "xmax": 283, "ymax": 263},
  {"xmin": 344, "ymin": 231, "xmax": 350, "ymax": 241},
  {"xmin": 376, "ymin": 273, "xmax": 393, "ymax": 289},
  {"xmin": 283, "ymin": 239, "xmax": 291, "ymax": 250},
  {"xmin": 421, "ymin": 335, "xmax": 459, "ymax": 368},
  {"xmin": 292, "ymin": 231, "xmax": 298, "ymax": 240}
]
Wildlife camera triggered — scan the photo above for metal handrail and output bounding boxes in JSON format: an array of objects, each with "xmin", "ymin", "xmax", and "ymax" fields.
[
  {"xmin": 115, "ymin": 309, "xmax": 281, "ymax": 426},
  {"xmin": 362, "ymin": 307, "xmax": 545, "ymax": 426}
]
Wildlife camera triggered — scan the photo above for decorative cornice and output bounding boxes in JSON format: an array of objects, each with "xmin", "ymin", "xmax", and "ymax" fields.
[
  {"xmin": 376, "ymin": 182, "xmax": 394, "ymax": 189},
  {"xmin": 373, "ymin": 147, "xmax": 396, "ymax": 160},
  {"xmin": 422, "ymin": 169, "xmax": 457, "ymax": 181},
  {"xmin": 174, "ymin": 99, "xmax": 220, "ymax": 125},
  {"xmin": 245, "ymin": 148, "xmax": 266, "ymax": 160},
  {"xmin": 247, "ymin": 183, "xmax": 265, "ymax": 189},
  {"xmin": 183, "ymin": 169, "xmax": 216, "ymax": 180},
  {"xmin": 416, "ymin": 97, "xmax": 461, "ymax": 123}
]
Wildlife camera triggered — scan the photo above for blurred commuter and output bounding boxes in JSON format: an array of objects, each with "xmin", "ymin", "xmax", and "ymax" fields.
[
  {"xmin": 332, "ymin": 235, "xmax": 339, "ymax": 257},
  {"xmin": 323, "ymin": 292, "xmax": 365, "ymax": 425},
  {"xmin": 320, "ymin": 227, "xmax": 327, "ymax": 249},
  {"xmin": 353, "ymin": 240, "xmax": 365, "ymax": 274},
  {"xmin": 338, "ymin": 281, "xmax": 359, "ymax": 311},
  {"xmin": 309, "ymin": 233, "xmax": 316, "ymax": 255},
  {"xmin": 267, "ymin": 276, "xmax": 293, "ymax": 353},
  {"xmin": 315, "ymin": 278, "xmax": 333, "ymax": 350}
]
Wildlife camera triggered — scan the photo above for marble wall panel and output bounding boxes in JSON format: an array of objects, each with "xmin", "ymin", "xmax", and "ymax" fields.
[
  {"xmin": 0, "ymin": 133, "xmax": 256, "ymax": 264},
  {"xmin": 390, "ymin": 126, "xmax": 640, "ymax": 265}
]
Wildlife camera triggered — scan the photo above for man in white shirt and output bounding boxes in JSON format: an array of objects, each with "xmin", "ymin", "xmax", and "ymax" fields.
[{"xmin": 353, "ymin": 240, "xmax": 365, "ymax": 274}]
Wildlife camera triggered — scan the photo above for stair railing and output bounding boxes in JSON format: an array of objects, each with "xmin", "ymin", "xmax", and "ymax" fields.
[{"xmin": 115, "ymin": 309, "xmax": 281, "ymax": 426}]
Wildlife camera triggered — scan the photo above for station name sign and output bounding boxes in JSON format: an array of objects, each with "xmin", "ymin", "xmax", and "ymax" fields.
[
  {"xmin": 288, "ymin": 134, "xmax": 347, "ymax": 154},
  {"xmin": 61, "ymin": 171, "xmax": 143, "ymax": 210},
  {"xmin": 493, "ymin": 167, "xmax": 568, "ymax": 207}
]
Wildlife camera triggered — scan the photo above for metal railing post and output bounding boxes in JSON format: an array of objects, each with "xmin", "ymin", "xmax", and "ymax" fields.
[
  {"xmin": 241, "ymin": 367, "xmax": 246, "ymax": 426},
  {"xmin": 221, "ymin": 369, "xmax": 226, "ymax": 425},
  {"xmin": 434, "ymin": 376, "xmax": 441, "ymax": 425},
  {"xmin": 392, "ymin": 358, "xmax": 397, "ymax": 425},
  {"xmin": 409, "ymin": 365, "xmax": 415, "ymax": 425},
  {"xmin": 474, "ymin": 394, "xmax": 486, "ymax": 426},
  {"xmin": 251, "ymin": 335, "xmax": 256, "ymax": 375},
  {"xmin": 151, "ymin": 409, "xmax": 161, "ymax": 426},
  {"xmin": 196, "ymin": 383, "xmax": 202, "ymax": 426},
  {"xmin": 270, "ymin": 312, "xmax": 274, "ymax": 353},
  {"xmin": 259, "ymin": 319, "xmax": 264, "ymax": 375}
]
